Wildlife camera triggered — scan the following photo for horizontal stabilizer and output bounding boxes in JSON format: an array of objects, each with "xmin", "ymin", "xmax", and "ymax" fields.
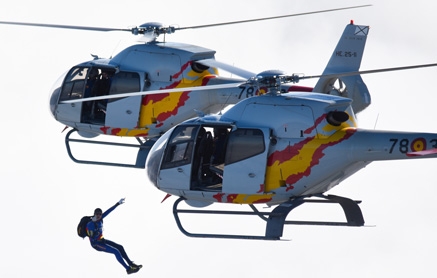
[{"xmin": 406, "ymin": 148, "xmax": 437, "ymax": 157}]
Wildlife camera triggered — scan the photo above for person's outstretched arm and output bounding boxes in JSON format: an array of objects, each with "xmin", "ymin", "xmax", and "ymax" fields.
[{"xmin": 102, "ymin": 198, "xmax": 125, "ymax": 218}]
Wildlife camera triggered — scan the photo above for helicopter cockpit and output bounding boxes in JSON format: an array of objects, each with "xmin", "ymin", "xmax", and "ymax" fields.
[
  {"xmin": 54, "ymin": 64, "xmax": 141, "ymax": 126},
  {"xmin": 146, "ymin": 121, "xmax": 271, "ymax": 198}
]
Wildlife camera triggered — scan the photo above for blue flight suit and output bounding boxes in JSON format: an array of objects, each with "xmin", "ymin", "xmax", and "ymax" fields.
[{"xmin": 86, "ymin": 203, "xmax": 133, "ymax": 270}]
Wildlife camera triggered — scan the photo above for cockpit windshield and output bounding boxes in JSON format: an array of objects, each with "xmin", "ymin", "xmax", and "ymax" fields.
[{"xmin": 59, "ymin": 67, "xmax": 89, "ymax": 101}]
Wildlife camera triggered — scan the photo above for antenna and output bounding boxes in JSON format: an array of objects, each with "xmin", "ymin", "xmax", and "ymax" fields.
[{"xmin": 373, "ymin": 113, "xmax": 380, "ymax": 130}]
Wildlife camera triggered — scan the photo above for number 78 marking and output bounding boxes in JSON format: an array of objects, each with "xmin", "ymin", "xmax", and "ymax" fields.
[{"xmin": 389, "ymin": 138, "xmax": 437, "ymax": 154}]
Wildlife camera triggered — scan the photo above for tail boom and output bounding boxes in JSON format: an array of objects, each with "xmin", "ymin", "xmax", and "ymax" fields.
[{"xmin": 346, "ymin": 129, "xmax": 437, "ymax": 162}]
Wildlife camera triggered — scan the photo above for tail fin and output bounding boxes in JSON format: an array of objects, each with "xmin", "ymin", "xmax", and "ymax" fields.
[{"xmin": 313, "ymin": 21, "xmax": 370, "ymax": 113}]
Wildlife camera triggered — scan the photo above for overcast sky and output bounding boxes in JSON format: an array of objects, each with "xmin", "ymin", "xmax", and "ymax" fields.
[{"xmin": 1, "ymin": 0, "xmax": 437, "ymax": 277}]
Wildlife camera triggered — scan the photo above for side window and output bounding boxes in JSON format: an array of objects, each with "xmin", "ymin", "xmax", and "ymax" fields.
[
  {"xmin": 59, "ymin": 67, "xmax": 88, "ymax": 101},
  {"xmin": 109, "ymin": 71, "xmax": 140, "ymax": 95},
  {"xmin": 225, "ymin": 129, "xmax": 265, "ymax": 164},
  {"xmin": 161, "ymin": 125, "xmax": 199, "ymax": 169}
]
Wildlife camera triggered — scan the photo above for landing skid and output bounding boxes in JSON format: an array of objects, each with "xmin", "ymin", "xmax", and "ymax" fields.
[
  {"xmin": 173, "ymin": 194, "xmax": 365, "ymax": 240},
  {"xmin": 64, "ymin": 128, "xmax": 156, "ymax": 168}
]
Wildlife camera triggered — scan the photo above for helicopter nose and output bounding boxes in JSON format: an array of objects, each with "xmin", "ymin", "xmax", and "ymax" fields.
[
  {"xmin": 145, "ymin": 128, "xmax": 173, "ymax": 189},
  {"xmin": 48, "ymin": 86, "xmax": 61, "ymax": 118},
  {"xmin": 48, "ymin": 72, "xmax": 67, "ymax": 118}
]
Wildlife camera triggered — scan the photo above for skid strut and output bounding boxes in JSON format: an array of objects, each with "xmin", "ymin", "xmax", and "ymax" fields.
[
  {"xmin": 173, "ymin": 194, "xmax": 365, "ymax": 240},
  {"xmin": 65, "ymin": 128, "xmax": 155, "ymax": 168}
]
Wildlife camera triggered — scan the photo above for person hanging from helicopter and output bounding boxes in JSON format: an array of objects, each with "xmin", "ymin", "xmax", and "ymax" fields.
[{"xmin": 86, "ymin": 198, "xmax": 142, "ymax": 275}]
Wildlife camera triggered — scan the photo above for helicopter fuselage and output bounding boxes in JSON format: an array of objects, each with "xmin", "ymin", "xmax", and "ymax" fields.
[
  {"xmin": 146, "ymin": 91, "xmax": 437, "ymax": 206},
  {"xmin": 49, "ymin": 42, "xmax": 253, "ymax": 138}
]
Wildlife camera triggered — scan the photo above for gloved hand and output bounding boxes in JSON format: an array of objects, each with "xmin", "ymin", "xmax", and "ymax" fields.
[{"xmin": 118, "ymin": 198, "xmax": 125, "ymax": 205}]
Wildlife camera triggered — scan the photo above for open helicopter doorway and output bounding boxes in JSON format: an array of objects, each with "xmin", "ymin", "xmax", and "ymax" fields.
[
  {"xmin": 158, "ymin": 124, "xmax": 270, "ymax": 194},
  {"xmin": 80, "ymin": 67, "xmax": 116, "ymax": 124}
]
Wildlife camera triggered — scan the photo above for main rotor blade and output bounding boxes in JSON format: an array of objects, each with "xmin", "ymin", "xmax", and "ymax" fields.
[
  {"xmin": 175, "ymin": 5, "xmax": 372, "ymax": 31},
  {"xmin": 0, "ymin": 5, "xmax": 371, "ymax": 35},
  {"xmin": 0, "ymin": 21, "xmax": 131, "ymax": 32},
  {"xmin": 60, "ymin": 83, "xmax": 242, "ymax": 104},
  {"xmin": 301, "ymin": 62, "xmax": 437, "ymax": 80}
]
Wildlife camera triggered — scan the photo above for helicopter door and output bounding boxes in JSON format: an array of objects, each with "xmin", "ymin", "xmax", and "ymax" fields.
[
  {"xmin": 158, "ymin": 125, "xmax": 199, "ymax": 192},
  {"xmin": 105, "ymin": 71, "xmax": 141, "ymax": 127},
  {"xmin": 221, "ymin": 128, "xmax": 270, "ymax": 194}
]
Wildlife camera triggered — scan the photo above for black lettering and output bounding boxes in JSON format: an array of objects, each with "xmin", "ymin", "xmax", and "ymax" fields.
[{"xmin": 389, "ymin": 139, "xmax": 398, "ymax": 154}]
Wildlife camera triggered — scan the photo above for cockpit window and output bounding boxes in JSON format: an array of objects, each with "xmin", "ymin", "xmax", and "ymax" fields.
[
  {"xmin": 108, "ymin": 71, "xmax": 140, "ymax": 97},
  {"xmin": 161, "ymin": 125, "xmax": 199, "ymax": 169},
  {"xmin": 59, "ymin": 67, "xmax": 88, "ymax": 101}
]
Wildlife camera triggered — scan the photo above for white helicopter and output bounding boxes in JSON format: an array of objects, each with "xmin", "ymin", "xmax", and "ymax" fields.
[
  {"xmin": 140, "ymin": 21, "xmax": 437, "ymax": 240},
  {"xmin": 3, "ymin": 6, "xmax": 437, "ymax": 240},
  {"xmin": 0, "ymin": 5, "xmax": 371, "ymax": 168},
  {"xmin": 60, "ymin": 18, "xmax": 437, "ymax": 240}
]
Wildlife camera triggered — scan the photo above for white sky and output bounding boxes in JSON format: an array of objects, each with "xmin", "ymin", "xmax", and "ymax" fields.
[{"xmin": 1, "ymin": 0, "xmax": 437, "ymax": 277}]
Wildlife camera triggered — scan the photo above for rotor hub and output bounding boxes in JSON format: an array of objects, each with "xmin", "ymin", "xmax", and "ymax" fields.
[
  {"xmin": 250, "ymin": 70, "xmax": 299, "ymax": 94},
  {"xmin": 255, "ymin": 70, "xmax": 286, "ymax": 87},
  {"xmin": 131, "ymin": 22, "xmax": 176, "ymax": 40}
]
